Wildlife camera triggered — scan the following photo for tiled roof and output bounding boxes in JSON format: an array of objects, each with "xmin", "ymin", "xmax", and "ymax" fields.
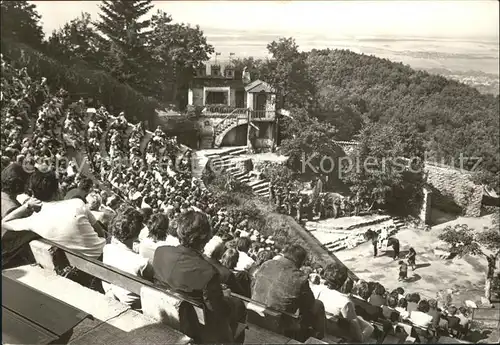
[{"xmin": 245, "ymin": 80, "xmax": 274, "ymax": 93}]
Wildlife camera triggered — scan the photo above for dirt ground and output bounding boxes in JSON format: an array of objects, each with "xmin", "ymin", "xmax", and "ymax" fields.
[
  {"xmin": 335, "ymin": 214, "xmax": 499, "ymax": 342},
  {"xmin": 336, "ymin": 214, "xmax": 496, "ymax": 303}
]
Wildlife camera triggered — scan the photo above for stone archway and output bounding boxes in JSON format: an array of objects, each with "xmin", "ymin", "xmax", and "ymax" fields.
[{"xmin": 214, "ymin": 120, "xmax": 248, "ymax": 147}]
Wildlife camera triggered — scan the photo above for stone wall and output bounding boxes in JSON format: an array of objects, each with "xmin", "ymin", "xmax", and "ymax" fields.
[
  {"xmin": 425, "ymin": 163, "xmax": 483, "ymax": 217},
  {"xmin": 419, "ymin": 186, "xmax": 433, "ymax": 224}
]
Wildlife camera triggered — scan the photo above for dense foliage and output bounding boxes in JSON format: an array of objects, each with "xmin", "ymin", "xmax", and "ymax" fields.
[
  {"xmin": 439, "ymin": 222, "xmax": 500, "ymax": 299},
  {"xmin": 46, "ymin": 13, "xmax": 104, "ymax": 68},
  {"xmin": 207, "ymin": 172, "xmax": 254, "ymax": 196},
  {"xmin": 306, "ymin": 48, "xmax": 500, "ymax": 190},
  {"xmin": 341, "ymin": 120, "xmax": 426, "ymax": 214},
  {"xmin": 279, "ymin": 108, "xmax": 344, "ymax": 181},
  {"xmin": 244, "ymin": 41, "xmax": 498, "ymax": 194},
  {"xmin": 0, "ymin": 53, "xmax": 49, "ymax": 154},
  {"xmin": 149, "ymin": 10, "xmax": 214, "ymax": 108},
  {"xmin": 1, "ymin": 39, "xmax": 158, "ymax": 126},
  {"xmin": 1, "ymin": 1, "xmax": 214, "ymax": 126},
  {"xmin": 0, "ymin": 1, "xmax": 44, "ymax": 50},
  {"xmin": 95, "ymin": 0, "xmax": 155, "ymax": 94}
]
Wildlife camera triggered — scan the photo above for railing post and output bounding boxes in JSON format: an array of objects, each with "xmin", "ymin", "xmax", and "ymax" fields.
[{"xmin": 247, "ymin": 108, "xmax": 252, "ymax": 150}]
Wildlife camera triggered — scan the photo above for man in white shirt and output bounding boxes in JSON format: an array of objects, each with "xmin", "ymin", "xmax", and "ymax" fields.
[
  {"xmin": 102, "ymin": 205, "xmax": 152, "ymax": 308},
  {"xmin": 3, "ymin": 169, "xmax": 105, "ymax": 259},
  {"xmin": 310, "ymin": 263, "xmax": 365, "ymax": 343},
  {"xmin": 234, "ymin": 237, "xmax": 255, "ymax": 272},
  {"xmin": 409, "ymin": 300, "xmax": 433, "ymax": 329}
]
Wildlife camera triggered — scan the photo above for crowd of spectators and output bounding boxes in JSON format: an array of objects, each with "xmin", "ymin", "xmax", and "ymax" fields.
[{"xmin": 0, "ymin": 96, "xmax": 475, "ymax": 343}]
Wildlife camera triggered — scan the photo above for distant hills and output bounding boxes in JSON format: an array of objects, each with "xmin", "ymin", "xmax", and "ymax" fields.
[
  {"xmin": 306, "ymin": 48, "xmax": 499, "ymax": 182},
  {"xmin": 202, "ymin": 29, "xmax": 499, "ymax": 95}
]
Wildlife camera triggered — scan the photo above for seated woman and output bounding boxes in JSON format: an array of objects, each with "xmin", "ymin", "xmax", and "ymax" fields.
[
  {"xmin": 310, "ymin": 263, "xmax": 366, "ymax": 342},
  {"xmin": 350, "ymin": 280, "xmax": 384, "ymax": 322},
  {"xmin": 203, "ymin": 237, "xmax": 247, "ymax": 297},
  {"xmin": 102, "ymin": 205, "xmax": 152, "ymax": 309},
  {"xmin": 395, "ymin": 298, "xmax": 410, "ymax": 320},
  {"xmin": 221, "ymin": 248, "xmax": 239, "ymax": 270},
  {"xmin": 139, "ymin": 213, "xmax": 170, "ymax": 262},
  {"xmin": 2, "ymin": 168, "xmax": 106, "ymax": 259},
  {"xmin": 86, "ymin": 192, "xmax": 116, "ymax": 230},
  {"xmin": 427, "ymin": 299, "xmax": 448, "ymax": 335},
  {"xmin": 234, "ymin": 237, "xmax": 255, "ymax": 272},
  {"xmin": 409, "ymin": 300, "xmax": 434, "ymax": 329},
  {"xmin": 406, "ymin": 293, "xmax": 421, "ymax": 313},
  {"xmin": 382, "ymin": 295, "xmax": 400, "ymax": 324},
  {"xmin": 449, "ymin": 306, "xmax": 470, "ymax": 339},
  {"xmin": 368, "ymin": 283, "xmax": 387, "ymax": 307}
]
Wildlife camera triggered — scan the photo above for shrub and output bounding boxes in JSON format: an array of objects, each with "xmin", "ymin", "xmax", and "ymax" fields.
[
  {"xmin": 208, "ymin": 172, "xmax": 253, "ymax": 195},
  {"xmin": 1, "ymin": 38, "xmax": 159, "ymax": 128}
]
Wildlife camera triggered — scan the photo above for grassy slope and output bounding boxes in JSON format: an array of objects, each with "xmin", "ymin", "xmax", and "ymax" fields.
[{"xmin": 249, "ymin": 197, "xmax": 359, "ymax": 280}]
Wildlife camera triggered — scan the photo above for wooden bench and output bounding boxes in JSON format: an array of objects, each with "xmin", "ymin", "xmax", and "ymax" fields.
[
  {"xmin": 2, "ymin": 274, "xmax": 90, "ymax": 345},
  {"xmin": 471, "ymin": 307, "xmax": 500, "ymax": 323},
  {"xmin": 231, "ymin": 291, "xmax": 302, "ymax": 336},
  {"xmin": 29, "ymin": 239, "xmax": 209, "ymax": 343},
  {"xmin": 28, "ymin": 239, "xmax": 313, "ymax": 343},
  {"xmin": 3, "ymin": 265, "xmax": 192, "ymax": 345}
]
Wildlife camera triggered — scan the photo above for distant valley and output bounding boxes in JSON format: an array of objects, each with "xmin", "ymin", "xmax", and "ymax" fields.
[{"xmin": 202, "ymin": 28, "xmax": 499, "ymax": 95}]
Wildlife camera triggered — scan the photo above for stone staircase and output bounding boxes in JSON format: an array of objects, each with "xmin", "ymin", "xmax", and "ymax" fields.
[
  {"xmin": 202, "ymin": 147, "xmax": 271, "ymax": 199},
  {"xmin": 308, "ymin": 216, "xmax": 408, "ymax": 254},
  {"xmin": 213, "ymin": 117, "xmax": 241, "ymax": 148},
  {"xmin": 392, "ymin": 216, "xmax": 407, "ymax": 230}
]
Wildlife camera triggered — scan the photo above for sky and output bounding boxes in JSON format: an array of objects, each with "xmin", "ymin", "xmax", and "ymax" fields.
[{"xmin": 33, "ymin": 0, "xmax": 499, "ymax": 40}]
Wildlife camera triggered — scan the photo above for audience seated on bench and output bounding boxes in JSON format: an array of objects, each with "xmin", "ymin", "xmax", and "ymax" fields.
[
  {"xmin": 152, "ymin": 211, "xmax": 247, "ymax": 344},
  {"xmin": 252, "ymin": 244, "xmax": 326, "ymax": 342},
  {"xmin": 2, "ymin": 169, "xmax": 106, "ymax": 260},
  {"xmin": 309, "ymin": 263, "xmax": 367, "ymax": 342},
  {"xmin": 102, "ymin": 205, "xmax": 153, "ymax": 309}
]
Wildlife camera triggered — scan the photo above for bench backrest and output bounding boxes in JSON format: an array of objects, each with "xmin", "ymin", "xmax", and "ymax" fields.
[
  {"xmin": 29, "ymin": 239, "xmax": 301, "ymax": 338},
  {"xmin": 231, "ymin": 291, "xmax": 301, "ymax": 334},
  {"xmin": 29, "ymin": 240, "xmax": 206, "ymax": 329},
  {"xmin": 471, "ymin": 307, "xmax": 500, "ymax": 322}
]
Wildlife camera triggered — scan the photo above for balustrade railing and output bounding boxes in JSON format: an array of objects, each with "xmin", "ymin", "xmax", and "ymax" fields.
[
  {"xmin": 250, "ymin": 110, "xmax": 275, "ymax": 119},
  {"xmin": 202, "ymin": 105, "xmax": 247, "ymax": 116}
]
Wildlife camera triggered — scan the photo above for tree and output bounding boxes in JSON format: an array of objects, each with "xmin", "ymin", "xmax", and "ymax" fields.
[
  {"xmin": 45, "ymin": 12, "xmax": 103, "ymax": 67},
  {"xmin": 438, "ymin": 222, "xmax": 500, "ymax": 300},
  {"xmin": 279, "ymin": 108, "xmax": 344, "ymax": 183},
  {"xmin": 265, "ymin": 38, "xmax": 315, "ymax": 109},
  {"xmin": 148, "ymin": 10, "xmax": 214, "ymax": 107},
  {"xmin": 305, "ymin": 48, "xmax": 500, "ymax": 189},
  {"xmin": 95, "ymin": 0, "xmax": 154, "ymax": 94},
  {"xmin": 313, "ymin": 89, "xmax": 364, "ymax": 140},
  {"xmin": 1, "ymin": 0, "xmax": 44, "ymax": 49},
  {"xmin": 341, "ymin": 120, "xmax": 425, "ymax": 214}
]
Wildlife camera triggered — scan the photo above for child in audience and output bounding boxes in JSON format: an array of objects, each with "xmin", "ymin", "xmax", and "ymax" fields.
[
  {"xmin": 395, "ymin": 298, "xmax": 410, "ymax": 320},
  {"xmin": 398, "ymin": 260, "xmax": 408, "ymax": 281}
]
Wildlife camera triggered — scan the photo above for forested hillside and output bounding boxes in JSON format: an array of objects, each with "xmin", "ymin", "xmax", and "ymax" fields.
[
  {"xmin": 0, "ymin": 0, "xmax": 214, "ymax": 127},
  {"xmin": 2, "ymin": 0, "xmax": 498, "ymax": 196},
  {"xmin": 307, "ymin": 48, "xmax": 499, "ymax": 183},
  {"xmin": 236, "ymin": 40, "xmax": 498, "ymax": 192}
]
